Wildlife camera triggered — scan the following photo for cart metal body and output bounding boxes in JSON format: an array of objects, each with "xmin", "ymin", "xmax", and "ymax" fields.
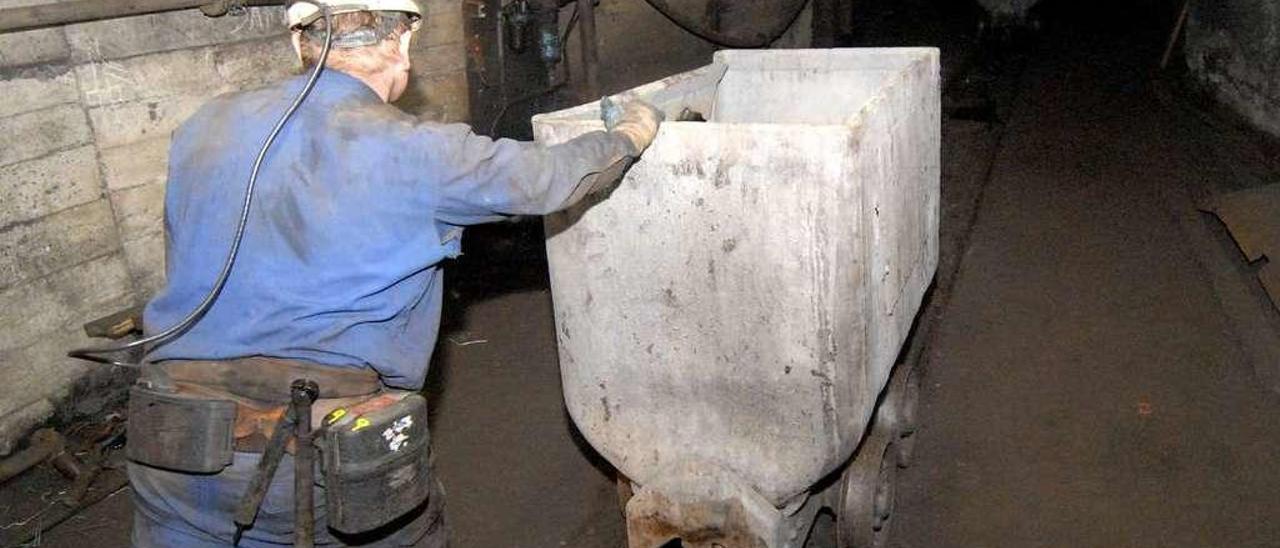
[{"xmin": 534, "ymin": 48, "xmax": 940, "ymax": 547}]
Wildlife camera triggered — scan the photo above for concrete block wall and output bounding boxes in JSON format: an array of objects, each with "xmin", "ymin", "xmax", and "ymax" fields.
[
  {"xmin": 0, "ymin": 1, "xmax": 468, "ymax": 453},
  {"xmin": 1186, "ymin": 0, "xmax": 1280, "ymax": 138}
]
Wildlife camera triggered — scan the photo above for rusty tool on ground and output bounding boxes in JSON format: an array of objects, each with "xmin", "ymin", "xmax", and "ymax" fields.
[
  {"xmin": 0, "ymin": 402, "xmax": 127, "ymax": 544},
  {"xmin": 59, "ymin": 418, "xmax": 127, "ymax": 507},
  {"xmin": 0, "ymin": 429, "xmax": 85, "ymax": 485}
]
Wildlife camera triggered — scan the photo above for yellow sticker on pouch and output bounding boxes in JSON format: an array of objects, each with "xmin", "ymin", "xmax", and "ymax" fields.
[
  {"xmin": 352, "ymin": 417, "xmax": 372, "ymax": 432},
  {"xmin": 325, "ymin": 408, "xmax": 348, "ymax": 425}
]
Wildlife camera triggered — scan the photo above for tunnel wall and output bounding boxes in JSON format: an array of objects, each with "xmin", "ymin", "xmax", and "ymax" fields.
[
  {"xmin": 1185, "ymin": 0, "xmax": 1280, "ymax": 137},
  {"xmin": 973, "ymin": 0, "xmax": 1039, "ymax": 18},
  {"xmin": 0, "ymin": 1, "xmax": 468, "ymax": 453}
]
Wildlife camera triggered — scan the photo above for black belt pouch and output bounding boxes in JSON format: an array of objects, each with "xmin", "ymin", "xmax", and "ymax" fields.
[
  {"xmin": 321, "ymin": 393, "xmax": 432, "ymax": 534},
  {"xmin": 127, "ymin": 384, "xmax": 237, "ymax": 473}
]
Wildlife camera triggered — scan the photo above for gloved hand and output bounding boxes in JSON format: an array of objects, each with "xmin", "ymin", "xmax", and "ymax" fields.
[{"xmin": 601, "ymin": 96, "xmax": 664, "ymax": 155}]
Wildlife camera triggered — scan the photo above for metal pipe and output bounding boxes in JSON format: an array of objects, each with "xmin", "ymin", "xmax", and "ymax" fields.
[
  {"xmin": 492, "ymin": 0, "xmax": 508, "ymax": 135},
  {"xmin": 642, "ymin": 0, "xmax": 809, "ymax": 48},
  {"xmin": 1160, "ymin": 0, "xmax": 1191, "ymax": 71},
  {"xmin": 577, "ymin": 0, "xmax": 599, "ymax": 100},
  {"xmin": 0, "ymin": 0, "xmax": 283, "ymax": 35}
]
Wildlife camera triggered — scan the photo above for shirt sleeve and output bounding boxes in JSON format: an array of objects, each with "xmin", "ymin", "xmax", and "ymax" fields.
[{"xmin": 420, "ymin": 122, "xmax": 638, "ymax": 225}]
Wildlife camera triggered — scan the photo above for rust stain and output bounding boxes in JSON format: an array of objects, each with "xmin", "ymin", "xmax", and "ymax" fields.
[{"xmin": 625, "ymin": 490, "xmax": 768, "ymax": 548}]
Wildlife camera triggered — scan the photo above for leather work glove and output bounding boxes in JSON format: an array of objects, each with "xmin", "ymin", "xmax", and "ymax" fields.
[{"xmin": 601, "ymin": 96, "xmax": 664, "ymax": 155}]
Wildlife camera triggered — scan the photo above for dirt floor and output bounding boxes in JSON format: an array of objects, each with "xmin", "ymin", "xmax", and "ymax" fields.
[
  {"xmin": 10, "ymin": 1, "xmax": 1280, "ymax": 547},
  {"xmin": 888, "ymin": 5, "xmax": 1280, "ymax": 548}
]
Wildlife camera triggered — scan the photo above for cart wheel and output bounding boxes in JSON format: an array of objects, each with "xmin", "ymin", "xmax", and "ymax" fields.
[
  {"xmin": 894, "ymin": 367, "xmax": 920, "ymax": 468},
  {"xmin": 880, "ymin": 362, "xmax": 921, "ymax": 469},
  {"xmin": 836, "ymin": 434, "xmax": 896, "ymax": 548}
]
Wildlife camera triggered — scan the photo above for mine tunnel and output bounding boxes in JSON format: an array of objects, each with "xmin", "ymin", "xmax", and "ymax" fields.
[{"xmin": 0, "ymin": 0, "xmax": 1278, "ymax": 546}]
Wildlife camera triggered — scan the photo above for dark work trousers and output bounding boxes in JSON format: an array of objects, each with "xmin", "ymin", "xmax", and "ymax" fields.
[{"xmin": 129, "ymin": 451, "xmax": 447, "ymax": 547}]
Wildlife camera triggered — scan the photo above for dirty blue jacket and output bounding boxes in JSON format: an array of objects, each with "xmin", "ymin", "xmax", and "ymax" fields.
[{"xmin": 143, "ymin": 70, "xmax": 633, "ymax": 389}]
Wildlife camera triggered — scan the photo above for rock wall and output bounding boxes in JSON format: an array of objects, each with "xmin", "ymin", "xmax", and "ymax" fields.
[
  {"xmin": 1186, "ymin": 0, "xmax": 1280, "ymax": 137},
  {"xmin": 0, "ymin": 1, "xmax": 468, "ymax": 452}
]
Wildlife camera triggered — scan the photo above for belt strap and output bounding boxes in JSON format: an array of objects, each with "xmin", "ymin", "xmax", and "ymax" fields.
[
  {"xmin": 156, "ymin": 358, "xmax": 382, "ymax": 453},
  {"xmin": 159, "ymin": 357, "xmax": 381, "ymax": 402},
  {"xmin": 229, "ymin": 393, "xmax": 373, "ymax": 453}
]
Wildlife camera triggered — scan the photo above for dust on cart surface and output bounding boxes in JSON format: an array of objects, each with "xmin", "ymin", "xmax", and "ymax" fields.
[{"xmin": 534, "ymin": 48, "xmax": 940, "ymax": 510}]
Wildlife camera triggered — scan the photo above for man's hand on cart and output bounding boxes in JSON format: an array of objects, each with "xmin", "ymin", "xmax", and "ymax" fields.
[{"xmin": 602, "ymin": 96, "xmax": 664, "ymax": 155}]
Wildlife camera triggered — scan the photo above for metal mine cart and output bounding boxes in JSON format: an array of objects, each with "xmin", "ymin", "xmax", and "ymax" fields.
[{"xmin": 533, "ymin": 48, "xmax": 940, "ymax": 548}]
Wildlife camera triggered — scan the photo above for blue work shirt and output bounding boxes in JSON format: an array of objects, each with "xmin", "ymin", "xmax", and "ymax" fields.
[{"xmin": 144, "ymin": 70, "xmax": 633, "ymax": 389}]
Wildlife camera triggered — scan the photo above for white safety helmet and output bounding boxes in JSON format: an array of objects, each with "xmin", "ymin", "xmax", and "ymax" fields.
[{"xmin": 286, "ymin": 0, "xmax": 423, "ymax": 30}]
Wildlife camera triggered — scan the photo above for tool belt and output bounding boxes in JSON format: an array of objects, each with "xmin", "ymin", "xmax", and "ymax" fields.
[
  {"xmin": 127, "ymin": 357, "xmax": 433, "ymax": 534},
  {"xmin": 166, "ymin": 357, "xmax": 383, "ymax": 453},
  {"xmin": 128, "ymin": 358, "xmax": 381, "ymax": 460}
]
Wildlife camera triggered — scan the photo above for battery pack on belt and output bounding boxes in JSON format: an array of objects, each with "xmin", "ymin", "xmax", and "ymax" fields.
[{"xmin": 319, "ymin": 392, "xmax": 432, "ymax": 534}]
